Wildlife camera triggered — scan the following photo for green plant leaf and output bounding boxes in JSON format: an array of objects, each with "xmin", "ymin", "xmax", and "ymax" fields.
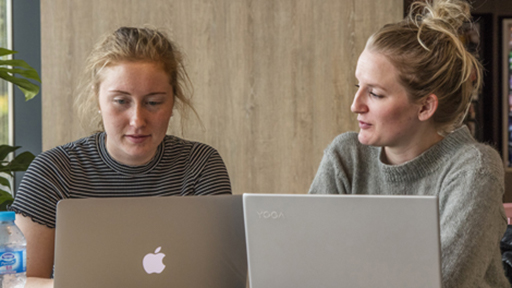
[
  {"xmin": 0, "ymin": 200, "xmax": 13, "ymax": 211},
  {"xmin": 0, "ymin": 189, "xmax": 14, "ymax": 211},
  {"xmin": 0, "ymin": 58, "xmax": 36, "ymax": 69},
  {"xmin": 0, "ymin": 48, "xmax": 41, "ymax": 101},
  {"xmin": 0, "ymin": 67, "xmax": 41, "ymax": 83},
  {"xmin": 6, "ymin": 151, "xmax": 35, "ymax": 172},
  {"xmin": 0, "ymin": 59, "xmax": 42, "ymax": 82},
  {"xmin": 0, "ymin": 145, "xmax": 34, "ymax": 176},
  {"xmin": 0, "ymin": 175, "xmax": 11, "ymax": 190},
  {"xmin": 0, "ymin": 58, "xmax": 40, "ymax": 70},
  {"xmin": 16, "ymin": 83, "xmax": 40, "ymax": 101},
  {"xmin": 0, "ymin": 71, "xmax": 40, "ymax": 101},
  {"xmin": 0, "ymin": 145, "xmax": 20, "ymax": 161},
  {"xmin": 0, "ymin": 189, "xmax": 13, "ymax": 200},
  {"xmin": 0, "ymin": 55, "xmax": 41, "ymax": 101},
  {"xmin": 0, "ymin": 48, "xmax": 16, "ymax": 57}
]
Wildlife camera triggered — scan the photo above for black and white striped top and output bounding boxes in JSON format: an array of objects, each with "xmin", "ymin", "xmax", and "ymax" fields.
[{"xmin": 10, "ymin": 132, "xmax": 232, "ymax": 228}]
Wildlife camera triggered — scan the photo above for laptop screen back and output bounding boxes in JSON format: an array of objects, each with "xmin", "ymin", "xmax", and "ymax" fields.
[
  {"xmin": 54, "ymin": 195, "xmax": 247, "ymax": 288},
  {"xmin": 243, "ymin": 193, "xmax": 441, "ymax": 288}
]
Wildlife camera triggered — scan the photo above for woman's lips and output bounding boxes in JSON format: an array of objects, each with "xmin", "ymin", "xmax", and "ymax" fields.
[
  {"xmin": 358, "ymin": 121, "xmax": 372, "ymax": 129},
  {"xmin": 125, "ymin": 134, "xmax": 150, "ymax": 144}
]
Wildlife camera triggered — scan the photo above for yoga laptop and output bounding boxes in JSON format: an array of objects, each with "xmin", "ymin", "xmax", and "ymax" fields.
[
  {"xmin": 54, "ymin": 195, "xmax": 247, "ymax": 288},
  {"xmin": 243, "ymin": 193, "xmax": 442, "ymax": 288}
]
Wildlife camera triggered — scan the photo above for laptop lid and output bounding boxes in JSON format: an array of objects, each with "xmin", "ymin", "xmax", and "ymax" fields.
[
  {"xmin": 243, "ymin": 193, "xmax": 441, "ymax": 288},
  {"xmin": 54, "ymin": 195, "xmax": 247, "ymax": 288}
]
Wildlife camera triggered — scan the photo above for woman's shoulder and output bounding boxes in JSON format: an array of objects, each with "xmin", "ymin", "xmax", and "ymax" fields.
[
  {"xmin": 326, "ymin": 131, "xmax": 374, "ymax": 154},
  {"xmin": 446, "ymin": 127, "xmax": 503, "ymax": 174},
  {"xmin": 41, "ymin": 133, "xmax": 99, "ymax": 158},
  {"xmin": 26, "ymin": 134, "xmax": 100, "ymax": 175},
  {"xmin": 319, "ymin": 131, "xmax": 379, "ymax": 168},
  {"xmin": 163, "ymin": 135, "xmax": 220, "ymax": 156},
  {"xmin": 456, "ymin": 141, "xmax": 502, "ymax": 172},
  {"xmin": 332, "ymin": 131, "xmax": 359, "ymax": 143}
]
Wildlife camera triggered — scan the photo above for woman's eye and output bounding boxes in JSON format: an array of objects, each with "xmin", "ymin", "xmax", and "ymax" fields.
[
  {"xmin": 370, "ymin": 91, "xmax": 383, "ymax": 98},
  {"xmin": 147, "ymin": 101, "xmax": 162, "ymax": 106},
  {"xmin": 355, "ymin": 84, "xmax": 382, "ymax": 98},
  {"xmin": 114, "ymin": 99, "xmax": 127, "ymax": 104}
]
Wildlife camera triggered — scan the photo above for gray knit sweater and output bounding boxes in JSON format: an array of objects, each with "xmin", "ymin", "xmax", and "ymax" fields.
[{"xmin": 309, "ymin": 126, "xmax": 509, "ymax": 288}]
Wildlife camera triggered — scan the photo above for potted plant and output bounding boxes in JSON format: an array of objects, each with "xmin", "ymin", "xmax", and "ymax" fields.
[{"xmin": 0, "ymin": 47, "xmax": 40, "ymax": 211}]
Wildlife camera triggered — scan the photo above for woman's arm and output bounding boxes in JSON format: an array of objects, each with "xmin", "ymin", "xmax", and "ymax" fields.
[
  {"xmin": 308, "ymin": 148, "xmax": 351, "ymax": 195},
  {"xmin": 193, "ymin": 149, "xmax": 232, "ymax": 195},
  {"xmin": 438, "ymin": 168, "xmax": 507, "ymax": 287},
  {"xmin": 15, "ymin": 214, "xmax": 55, "ymax": 288},
  {"xmin": 25, "ymin": 278, "xmax": 53, "ymax": 288}
]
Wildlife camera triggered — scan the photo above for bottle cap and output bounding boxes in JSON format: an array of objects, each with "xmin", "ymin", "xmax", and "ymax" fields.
[{"xmin": 0, "ymin": 211, "xmax": 15, "ymax": 222}]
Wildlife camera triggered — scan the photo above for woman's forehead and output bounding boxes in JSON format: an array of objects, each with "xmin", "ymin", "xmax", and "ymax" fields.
[
  {"xmin": 96, "ymin": 61, "xmax": 171, "ymax": 85},
  {"xmin": 355, "ymin": 49, "xmax": 402, "ymax": 90}
]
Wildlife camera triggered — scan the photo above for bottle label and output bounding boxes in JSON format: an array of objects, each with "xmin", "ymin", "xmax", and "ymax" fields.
[{"xmin": 0, "ymin": 250, "xmax": 26, "ymax": 274}]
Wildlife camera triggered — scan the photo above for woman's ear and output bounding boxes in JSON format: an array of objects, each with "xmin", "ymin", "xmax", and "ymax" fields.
[{"xmin": 418, "ymin": 94, "xmax": 438, "ymax": 122}]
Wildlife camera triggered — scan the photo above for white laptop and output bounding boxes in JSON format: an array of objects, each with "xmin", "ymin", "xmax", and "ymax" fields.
[
  {"xmin": 243, "ymin": 193, "xmax": 442, "ymax": 288},
  {"xmin": 54, "ymin": 195, "xmax": 247, "ymax": 288}
]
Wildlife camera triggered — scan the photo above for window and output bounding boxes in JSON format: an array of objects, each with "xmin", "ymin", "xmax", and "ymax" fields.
[{"xmin": 0, "ymin": 0, "xmax": 11, "ymax": 146}]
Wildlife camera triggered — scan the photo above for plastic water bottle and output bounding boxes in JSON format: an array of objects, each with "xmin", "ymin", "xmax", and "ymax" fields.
[{"xmin": 0, "ymin": 211, "xmax": 26, "ymax": 288}]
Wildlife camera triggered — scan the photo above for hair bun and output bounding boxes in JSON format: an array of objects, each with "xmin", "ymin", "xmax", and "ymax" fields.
[{"xmin": 409, "ymin": 0, "xmax": 472, "ymax": 34}]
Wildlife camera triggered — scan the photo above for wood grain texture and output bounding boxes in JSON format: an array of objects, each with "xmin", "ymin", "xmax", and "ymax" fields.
[{"xmin": 41, "ymin": 0, "xmax": 402, "ymax": 194}]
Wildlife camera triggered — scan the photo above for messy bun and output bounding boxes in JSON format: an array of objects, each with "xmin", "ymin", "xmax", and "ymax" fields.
[
  {"xmin": 411, "ymin": 0, "xmax": 471, "ymax": 38},
  {"xmin": 366, "ymin": 0, "xmax": 482, "ymax": 135}
]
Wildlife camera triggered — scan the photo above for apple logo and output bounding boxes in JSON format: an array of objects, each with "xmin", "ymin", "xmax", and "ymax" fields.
[{"xmin": 142, "ymin": 246, "xmax": 166, "ymax": 274}]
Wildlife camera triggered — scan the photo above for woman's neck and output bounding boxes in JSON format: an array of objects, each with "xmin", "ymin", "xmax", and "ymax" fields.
[{"xmin": 381, "ymin": 129, "xmax": 444, "ymax": 165}]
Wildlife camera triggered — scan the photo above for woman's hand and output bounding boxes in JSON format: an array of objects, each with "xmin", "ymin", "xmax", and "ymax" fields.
[
  {"xmin": 15, "ymin": 215, "xmax": 55, "ymax": 287},
  {"xmin": 25, "ymin": 277, "xmax": 54, "ymax": 288}
]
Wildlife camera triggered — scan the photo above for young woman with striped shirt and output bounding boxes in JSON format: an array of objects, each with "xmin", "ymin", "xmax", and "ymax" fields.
[{"xmin": 10, "ymin": 27, "xmax": 232, "ymax": 288}]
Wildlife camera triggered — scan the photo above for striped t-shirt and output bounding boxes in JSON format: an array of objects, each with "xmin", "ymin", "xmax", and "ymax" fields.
[{"xmin": 10, "ymin": 132, "xmax": 232, "ymax": 228}]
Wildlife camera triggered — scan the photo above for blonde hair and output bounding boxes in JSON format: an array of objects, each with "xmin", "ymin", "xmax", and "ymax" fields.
[
  {"xmin": 366, "ymin": 0, "xmax": 482, "ymax": 134},
  {"xmin": 75, "ymin": 26, "xmax": 197, "ymax": 133}
]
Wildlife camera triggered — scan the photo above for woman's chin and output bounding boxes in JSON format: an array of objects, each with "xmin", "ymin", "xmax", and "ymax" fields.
[{"xmin": 357, "ymin": 133, "xmax": 372, "ymax": 146}]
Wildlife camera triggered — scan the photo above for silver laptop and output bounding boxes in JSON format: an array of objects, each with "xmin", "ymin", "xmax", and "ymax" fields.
[
  {"xmin": 243, "ymin": 193, "xmax": 441, "ymax": 288},
  {"xmin": 54, "ymin": 195, "xmax": 247, "ymax": 288}
]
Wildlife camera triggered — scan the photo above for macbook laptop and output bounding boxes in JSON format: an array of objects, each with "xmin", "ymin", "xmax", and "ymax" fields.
[
  {"xmin": 243, "ymin": 193, "xmax": 441, "ymax": 288},
  {"xmin": 54, "ymin": 195, "xmax": 247, "ymax": 288}
]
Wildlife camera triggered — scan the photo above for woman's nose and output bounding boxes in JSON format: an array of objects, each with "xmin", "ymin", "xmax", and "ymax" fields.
[
  {"xmin": 130, "ymin": 105, "xmax": 146, "ymax": 128},
  {"xmin": 351, "ymin": 89, "xmax": 368, "ymax": 114}
]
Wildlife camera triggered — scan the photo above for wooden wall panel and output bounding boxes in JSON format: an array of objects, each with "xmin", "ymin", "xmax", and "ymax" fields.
[{"xmin": 41, "ymin": 0, "xmax": 403, "ymax": 195}]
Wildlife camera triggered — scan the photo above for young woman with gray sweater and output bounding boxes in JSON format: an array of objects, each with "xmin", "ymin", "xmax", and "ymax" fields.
[{"xmin": 309, "ymin": 0, "xmax": 509, "ymax": 287}]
